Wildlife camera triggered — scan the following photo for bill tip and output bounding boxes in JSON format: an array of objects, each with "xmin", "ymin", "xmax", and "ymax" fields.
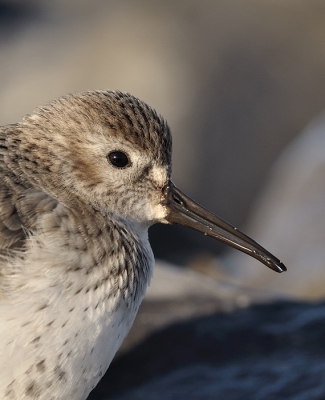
[{"xmin": 275, "ymin": 261, "xmax": 287, "ymax": 273}]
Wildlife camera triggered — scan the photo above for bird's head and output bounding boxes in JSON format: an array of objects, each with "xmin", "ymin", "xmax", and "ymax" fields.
[
  {"xmin": 9, "ymin": 91, "xmax": 171, "ymax": 227},
  {"xmin": 7, "ymin": 90, "xmax": 286, "ymax": 272}
]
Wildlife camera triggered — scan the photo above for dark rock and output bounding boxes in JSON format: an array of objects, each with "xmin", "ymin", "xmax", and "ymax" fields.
[{"xmin": 89, "ymin": 301, "xmax": 325, "ymax": 400}]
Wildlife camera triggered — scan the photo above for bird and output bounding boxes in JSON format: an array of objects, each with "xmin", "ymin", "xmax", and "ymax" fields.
[{"xmin": 0, "ymin": 90, "xmax": 286, "ymax": 399}]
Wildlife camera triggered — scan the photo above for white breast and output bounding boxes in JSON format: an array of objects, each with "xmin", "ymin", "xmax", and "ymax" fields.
[{"xmin": 0, "ymin": 221, "xmax": 153, "ymax": 399}]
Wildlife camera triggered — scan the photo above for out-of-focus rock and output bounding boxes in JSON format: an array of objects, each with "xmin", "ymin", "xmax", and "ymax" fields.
[
  {"xmin": 225, "ymin": 113, "xmax": 325, "ymax": 300},
  {"xmin": 90, "ymin": 300, "xmax": 325, "ymax": 400}
]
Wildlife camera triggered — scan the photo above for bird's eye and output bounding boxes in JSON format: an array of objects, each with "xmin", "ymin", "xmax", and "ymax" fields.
[{"xmin": 107, "ymin": 151, "xmax": 130, "ymax": 168}]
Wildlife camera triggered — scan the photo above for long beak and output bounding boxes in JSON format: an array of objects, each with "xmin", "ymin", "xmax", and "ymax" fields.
[{"xmin": 162, "ymin": 181, "xmax": 286, "ymax": 273}]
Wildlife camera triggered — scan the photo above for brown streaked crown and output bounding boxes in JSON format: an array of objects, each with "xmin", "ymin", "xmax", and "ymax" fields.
[{"xmin": 24, "ymin": 90, "xmax": 172, "ymax": 170}]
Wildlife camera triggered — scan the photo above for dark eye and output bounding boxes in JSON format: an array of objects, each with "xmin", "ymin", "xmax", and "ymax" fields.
[{"xmin": 107, "ymin": 151, "xmax": 130, "ymax": 168}]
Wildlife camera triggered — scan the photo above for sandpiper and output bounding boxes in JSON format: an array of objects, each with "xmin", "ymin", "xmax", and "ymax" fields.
[{"xmin": 0, "ymin": 90, "xmax": 286, "ymax": 399}]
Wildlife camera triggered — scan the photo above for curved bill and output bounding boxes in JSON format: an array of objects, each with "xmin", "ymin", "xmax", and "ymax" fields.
[{"xmin": 162, "ymin": 181, "xmax": 286, "ymax": 273}]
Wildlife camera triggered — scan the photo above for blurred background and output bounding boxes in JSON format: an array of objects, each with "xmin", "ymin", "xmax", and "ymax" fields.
[{"xmin": 2, "ymin": 1, "xmax": 325, "ymax": 398}]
